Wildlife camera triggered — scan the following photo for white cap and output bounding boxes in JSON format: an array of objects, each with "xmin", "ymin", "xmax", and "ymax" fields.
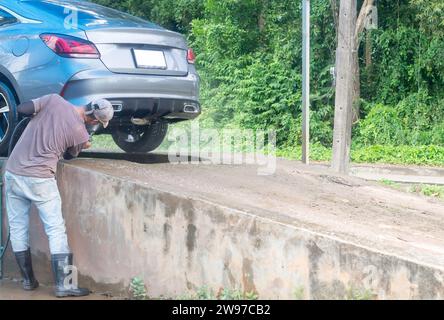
[{"xmin": 86, "ymin": 99, "xmax": 114, "ymax": 128}]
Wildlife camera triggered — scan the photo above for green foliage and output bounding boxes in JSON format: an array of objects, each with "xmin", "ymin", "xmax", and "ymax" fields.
[
  {"xmin": 177, "ymin": 286, "xmax": 215, "ymax": 300},
  {"xmin": 293, "ymin": 286, "xmax": 305, "ymax": 300},
  {"xmin": 91, "ymin": 0, "xmax": 444, "ymax": 162},
  {"xmin": 190, "ymin": 0, "xmax": 336, "ymax": 147},
  {"xmin": 357, "ymin": 95, "xmax": 444, "ymax": 146},
  {"xmin": 379, "ymin": 179, "xmax": 401, "ymax": 188},
  {"xmin": 351, "ymin": 145, "xmax": 444, "ymax": 166},
  {"xmin": 91, "ymin": 135, "xmax": 120, "ymax": 151},
  {"xmin": 380, "ymin": 180, "xmax": 444, "ymax": 201},
  {"xmin": 357, "ymin": 104, "xmax": 406, "ymax": 145},
  {"xmin": 194, "ymin": 286, "xmax": 216, "ymax": 300},
  {"xmin": 129, "ymin": 277, "xmax": 148, "ymax": 300},
  {"xmin": 177, "ymin": 286, "xmax": 258, "ymax": 300},
  {"xmin": 277, "ymin": 144, "xmax": 444, "ymax": 166},
  {"xmin": 410, "ymin": 0, "xmax": 444, "ymax": 36},
  {"xmin": 219, "ymin": 288, "xmax": 258, "ymax": 300},
  {"xmin": 345, "ymin": 287, "xmax": 375, "ymax": 300},
  {"xmin": 277, "ymin": 143, "xmax": 331, "ymax": 162},
  {"xmin": 410, "ymin": 184, "xmax": 444, "ymax": 199},
  {"xmin": 92, "ymin": 0, "xmax": 204, "ymax": 32}
]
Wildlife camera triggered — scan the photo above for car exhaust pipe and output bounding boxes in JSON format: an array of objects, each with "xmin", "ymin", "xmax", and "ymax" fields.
[
  {"xmin": 183, "ymin": 103, "xmax": 200, "ymax": 114},
  {"xmin": 110, "ymin": 102, "xmax": 123, "ymax": 112},
  {"xmin": 131, "ymin": 117, "xmax": 151, "ymax": 126}
]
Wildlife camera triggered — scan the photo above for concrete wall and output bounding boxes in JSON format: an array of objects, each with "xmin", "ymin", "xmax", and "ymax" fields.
[{"xmin": 4, "ymin": 162, "xmax": 444, "ymax": 299}]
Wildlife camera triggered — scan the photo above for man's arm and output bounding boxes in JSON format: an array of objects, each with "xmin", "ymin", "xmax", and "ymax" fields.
[
  {"xmin": 63, "ymin": 141, "xmax": 92, "ymax": 160},
  {"xmin": 18, "ymin": 94, "xmax": 53, "ymax": 115},
  {"xmin": 17, "ymin": 101, "xmax": 36, "ymax": 115},
  {"xmin": 19, "ymin": 94, "xmax": 55, "ymax": 115}
]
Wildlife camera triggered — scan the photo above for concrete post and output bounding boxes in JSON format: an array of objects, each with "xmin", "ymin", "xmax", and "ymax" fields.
[{"xmin": 331, "ymin": 0, "xmax": 357, "ymax": 174}]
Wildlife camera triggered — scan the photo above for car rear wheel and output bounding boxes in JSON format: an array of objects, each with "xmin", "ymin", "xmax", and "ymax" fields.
[
  {"xmin": 112, "ymin": 121, "xmax": 168, "ymax": 153},
  {"xmin": 0, "ymin": 82, "xmax": 18, "ymax": 156}
]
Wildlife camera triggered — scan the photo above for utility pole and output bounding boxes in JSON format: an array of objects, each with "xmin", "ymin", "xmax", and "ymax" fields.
[
  {"xmin": 301, "ymin": 0, "xmax": 310, "ymax": 164},
  {"xmin": 331, "ymin": 0, "xmax": 357, "ymax": 173}
]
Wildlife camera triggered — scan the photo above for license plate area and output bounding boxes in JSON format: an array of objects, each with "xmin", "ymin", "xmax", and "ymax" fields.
[{"xmin": 132, "ymin": 49, "xmax": 167, "ymax": 69}]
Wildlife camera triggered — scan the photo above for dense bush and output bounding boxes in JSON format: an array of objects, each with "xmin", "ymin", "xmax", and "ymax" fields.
[{"xmin": 358, "ymin": 93, "xmax": 444, "ymax": 146}]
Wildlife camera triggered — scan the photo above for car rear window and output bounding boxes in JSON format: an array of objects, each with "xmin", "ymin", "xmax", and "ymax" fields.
[{"xmin": 24, "ymin": 0, "xmax": 162, "ymax": 29}]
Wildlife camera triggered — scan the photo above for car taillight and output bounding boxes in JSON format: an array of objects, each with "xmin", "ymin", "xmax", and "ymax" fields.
[
  {"xmin": 187, "ymin": 48, "xmax": 196, "ymax": 64},
  {"xmin": 40, "ymin": 33, "xmax": 100, "ymax": 59}
]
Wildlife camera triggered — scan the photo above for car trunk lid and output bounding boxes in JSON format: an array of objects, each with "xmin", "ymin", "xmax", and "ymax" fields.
[{"xmin": 85, "ymin": 28, "xmax": 189, "ymax": 76}]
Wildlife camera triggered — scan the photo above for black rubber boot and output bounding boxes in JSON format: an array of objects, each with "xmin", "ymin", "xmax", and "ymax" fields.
[
  {"xmin": 14, "ymin": 249, "xmax": 39, "ymax": 291},
  {"xmin": 51, "ymin": 253, "xmax": 90, "ymax": 298}
]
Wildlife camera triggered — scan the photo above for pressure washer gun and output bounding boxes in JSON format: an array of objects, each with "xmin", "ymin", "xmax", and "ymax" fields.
[
  {"xmin": 85, "ymin": 98, "xmax": 109, "ymax": 142},
  {"xmin": 62, "ymin": 124, "xmax": 101, "ymax": 160},
  {"xmin": 87, "ymin": 123, "xmax": 101, "ymax": 142}
]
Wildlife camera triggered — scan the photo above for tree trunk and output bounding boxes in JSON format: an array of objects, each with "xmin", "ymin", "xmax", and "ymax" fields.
[{"xmin": 352, "ymin": 0, "xmax": 375, "ymax": 123}]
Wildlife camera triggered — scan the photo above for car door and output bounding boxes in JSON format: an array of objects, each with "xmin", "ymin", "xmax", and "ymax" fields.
[
  {"xmin": 0, "ymin": 5, "xmax": 63, "ymax": 100},
  {"xmin": 0, "ymin": 3, "xmax": 106, "ymax": 102},
  {"xmin": 0, "ymin": 8, "xmax": 20, "ymax": 72}
]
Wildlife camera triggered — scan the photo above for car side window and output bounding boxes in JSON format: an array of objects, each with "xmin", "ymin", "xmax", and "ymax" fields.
[{"xmin": 0, "ymin": 9, "xmax": 18, "ymax": 27}]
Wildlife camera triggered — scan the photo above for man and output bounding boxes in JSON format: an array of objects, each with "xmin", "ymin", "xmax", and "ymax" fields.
[{"xmin": 4, "ymin": 94, "xmax": 114, "ymax": 297}]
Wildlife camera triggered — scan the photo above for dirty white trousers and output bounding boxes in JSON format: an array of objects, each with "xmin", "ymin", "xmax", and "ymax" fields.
[{"xmin": 4, "ymin": 170, "xmax": 70, "ymax": 254}]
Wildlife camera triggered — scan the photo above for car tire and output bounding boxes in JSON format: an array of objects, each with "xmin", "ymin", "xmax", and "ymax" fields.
[
  {"xmin": 0, "ymin": 82, "xmax": 18, "ymax": 156},
  {"xmin": 112, "ymin": 121, "xmax": 168, "ymax": 153}
]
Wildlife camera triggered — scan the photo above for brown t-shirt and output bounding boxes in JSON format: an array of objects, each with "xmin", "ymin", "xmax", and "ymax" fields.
[{"xmin": 6, "ymin": 94, "xmax": 89, "ymax": 178}]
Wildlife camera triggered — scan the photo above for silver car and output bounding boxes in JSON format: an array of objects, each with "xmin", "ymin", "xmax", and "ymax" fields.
[{"xmin": 0, "ymin": 0, "xmax": 200, "ymax": 154}]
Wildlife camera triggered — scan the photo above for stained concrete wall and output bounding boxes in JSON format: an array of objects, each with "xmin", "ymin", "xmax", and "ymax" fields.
[{"xmin": 3, "ymin": 161, "xmax": 444, "ymax": 299}]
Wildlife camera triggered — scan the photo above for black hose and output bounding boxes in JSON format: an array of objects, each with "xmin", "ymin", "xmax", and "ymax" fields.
[
  {"xmin": 0, "ymin": 117, "xmax": 31, "ymax": 262},
  {"xmin": 8, "ymin": 117, "xmax": 31, "ymax": 156}
]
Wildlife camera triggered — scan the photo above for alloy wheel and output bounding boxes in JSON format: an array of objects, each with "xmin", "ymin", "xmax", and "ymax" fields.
[{"xmin": 0, "ymin": 93, "xmax": 10, "ymax": 142}]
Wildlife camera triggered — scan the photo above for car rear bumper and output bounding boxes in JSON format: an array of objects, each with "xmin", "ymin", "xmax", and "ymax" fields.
[
  {"xmin": 61, "ymin": 68, "xmax": 200, "ymax": 123},
  {"xmin": 104, "ymin": 97, "xmax": 200, "ymax": 128}
]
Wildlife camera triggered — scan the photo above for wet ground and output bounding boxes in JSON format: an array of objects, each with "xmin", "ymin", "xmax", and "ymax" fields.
[{"xmin": 0, "ymin": 279, "xmax": 114, "ymax": 300}]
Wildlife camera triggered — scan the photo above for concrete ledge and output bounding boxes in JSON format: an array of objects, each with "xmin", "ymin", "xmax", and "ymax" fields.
[
  {"xmin": 308, "ymin": 161, "xmax": 444, "ymax": 185},
  {"xmin": 3, "ymin": 159, "xmax": 444, "ymax": 299},
  {"xmin": 350, "ymin": 164, "xmax": 444, "ymax": 185}
]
